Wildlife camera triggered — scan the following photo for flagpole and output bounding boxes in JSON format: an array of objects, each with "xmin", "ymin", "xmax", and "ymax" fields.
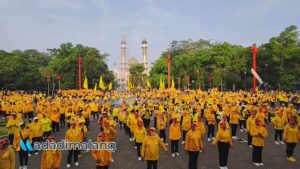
[
  {"xmin": 78, "ymin": 56, "xmax": 82, "ymax": 90},
  {"xmin": 251, "ymin": 44, "xmax": 258, "ymax": 93}
]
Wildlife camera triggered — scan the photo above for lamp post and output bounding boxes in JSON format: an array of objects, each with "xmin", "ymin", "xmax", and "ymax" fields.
[
  {"xmin": 244, "ymin": 71, "xmax": 247, "ymax": 90},
  {"xmin": 46, "ymin": 75, "xmax": 50, "ymax": 96},
  {"xmin": 265, "ymin": 63, "xmax": 268, "ymax": 84}
]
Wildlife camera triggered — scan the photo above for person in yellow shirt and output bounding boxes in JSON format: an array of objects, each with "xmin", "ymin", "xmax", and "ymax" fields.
[
  {"xmin": 65, "ymin": 122, "xmax": 81, "ymax": 168},
  {"xmin": 196, "ymin": 115, "xmax": 206, "ymax": 140},
  {"xmin": 65, "ymin": 107, "xmax": 74, "ymax": 129},
  {"xmin": 133, "ymin": 120, "xmax": 147, "ymax": 160},
  {"xmin": 50, "ymin": 109, "xmax": 60, "ymax": 133},
  {"xmin": 14, "ymin": 122, "xmax": 32, "ymax": 169},
  {"xmin": 250, "ymin": 118, "xmax": 268, "ymax": 166},
  {"xmin": 141, "ymin": 127, "xmax": 168, "ymax": 169},
  {"xmin": 230, "ymin": 109, "xmax": 239, "ymax": 139},
  {"xmin": 206, "ymin": 110, "xmax": 216, "ymax": 142},
  {"xmin": 0, "ymin": 138, "xmax": 15, "ymax": 169},
  {"xmin": 271, "ymin": 111, "xmax": 286, "ymax": 145},
  {"xmin": 181, "ymin": 111, "xmax": 191, "ymax": 144},
  {"xmin": 6, "ymin": 113, "xmax": 20, "ymax": 145},
  {"xmin": 30, "ymin": 117, "xmax": 43, "ymax": 155},
  {"xmin": 212, "ymin": 121, "xmax": 233, "ymax": 169},
  {"xmin": 246, "ymin": 111, "xmax": 256, "ymax": 147},
  {"xmin": 90, "ymin": 101, "xmax": 99, "ymax": 120},
  {"xmin": 59, "ymin": 103, "xmax": 67, "ymax": 128},
  {"xmin": 185, "ymin": 122, "xmax": 203, "ymax": 169},
  {"xmin": 91, "ymin": 132, "xmax": 112, "ymax": 169},
  {"xmin": 112, "ymin": 105, "xmax": 119, "ymax": 122},
  {"xmin": 40, "ymin": 136, "xmax": 62, "ymax": 169},
  {"xmin": 41, "ymin": 114, "xmax": 52, "ymax": 140},
  {"xmin": 169, "ymin": 118, "xmax": 181, "ymax": 157},
  {"xmin": 239, "ymin": 105, "xmax": 247, "ymax": 132},
  {"xmin": 283, "ymin": 116, "xmax": 300, "ymax": 162},
  {"xmin": 157, "ymin": 113, "xmax": 167, "ymax": 145}
]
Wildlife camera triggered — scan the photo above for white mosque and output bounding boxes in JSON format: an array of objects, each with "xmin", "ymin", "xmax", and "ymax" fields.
[{"xmin": 113, "ymin": 36, "xmax": 149, "ymax": 90}]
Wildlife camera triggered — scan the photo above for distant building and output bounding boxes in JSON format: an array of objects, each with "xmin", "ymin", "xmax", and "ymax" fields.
[{"xmin": 114, "ymin": 36, "xmax": 149, "ymax": 90}]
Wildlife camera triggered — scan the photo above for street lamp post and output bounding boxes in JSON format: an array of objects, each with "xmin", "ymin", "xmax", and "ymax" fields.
[
  {"xmin": 265, "ymin": 63, "xmax": 268, "ymax": 84},
  {"xmin": 244, "ymin": 71, "xmax": 247, "ymax": 90}
]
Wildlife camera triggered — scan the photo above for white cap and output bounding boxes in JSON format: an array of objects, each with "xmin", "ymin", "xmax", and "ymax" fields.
[
  {"xmin": 33, "ymin": 117, "xmax": 39, "ymax": 120},
  {"xmin": 19, "ymin": 122, "xmax": 24, "ymax": 126}
]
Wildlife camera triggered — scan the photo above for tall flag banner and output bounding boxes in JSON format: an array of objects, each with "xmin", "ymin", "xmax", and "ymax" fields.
[
  {"xmin": 83, "ymin": 77, "xmax": 88, "ymax": 89},
  {"xmin": 171, "ymin": 78, "xmax": 175, "ymax": 89},
  {"xmin": 94, "ymin": 83, "xmax": 97, "ymax": 91},
  {"xmin": 108, "ymin": 82, "xmax": 113, "ymax": 90},
  {"xmin": 159, "ymin": 77, "xmax": 165, "ymax": 90},
  {"xmin": 127, "ymin": 78, "xmax": 133, "ymax": 90},
  {"xmin": 146, "ymin": 79, "xmax": 151, "ymax": 88},
  {"xmin": 99, "ymin": 76, "xmax": 106, "ymax": 90}
]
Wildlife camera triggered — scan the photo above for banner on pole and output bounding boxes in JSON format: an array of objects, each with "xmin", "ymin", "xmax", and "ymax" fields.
[{"xmin": 251, "ymin": 68, "xmax": 263, "ymax": 84}]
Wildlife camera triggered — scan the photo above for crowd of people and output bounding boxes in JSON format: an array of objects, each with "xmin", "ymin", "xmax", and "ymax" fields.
[{"xmin": 0, "ymin": 89, "xmax": 299, "ymax": 169}]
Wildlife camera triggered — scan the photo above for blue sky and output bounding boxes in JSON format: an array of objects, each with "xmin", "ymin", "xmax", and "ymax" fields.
[{"xmin": 0, "ymin": 0, "xmax": 299, "ymax": 70}]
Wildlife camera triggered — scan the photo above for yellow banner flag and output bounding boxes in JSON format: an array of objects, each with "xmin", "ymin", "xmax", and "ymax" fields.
[
  {"xmin": 171, "ymin": 78, "xmax": 175, "ymax": 89},
  {"xmin": 83, "ymin": 77, "xmax": 88, "ymax": 89},
  {"xmin": 108, "ymin": 82, "xmax": 113, "ymax": 90},
  {"xmin": 146, "ymin": 79, "xmax": 151, "ymax": 88},
  {"xmin": 99, "ymin": 76, "xmax": 106, "ymax": 90},
  {"xmin": 94, "ymin": 82, "xmax": 97, "ymax": 91},
  {"xmin": 127, "ymin": 78, "xmax": 133, "ymax": 90}
]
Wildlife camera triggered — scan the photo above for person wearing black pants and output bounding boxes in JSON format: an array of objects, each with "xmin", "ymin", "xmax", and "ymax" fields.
[
  {"xmin": 67, "ymin": 149, "xmax": 79, "ymax": 166},
  {"xmin": 66, "ymin": 122, "xmax": 80, "ymax": 167},
  {"xmin": 212, "ymin": 122, "xmax": 232, "ymax": 169},
  {"xmin": 246, "ymin": 112, "xmax": 256, "ymax": 147},
  {"xmin": 252, "ymin": 146, "xmax": 263, "ymax": 164},
  {"xmin": 231, "ymin": 124, "xmax": 238, "ymax": 138},
  {"xmin": 18, "ymin": 149, "xmax": 29, "ymax": 168},
  {"xmin": 170, "ymin": 140, "xmax": 179, "ymax": 155},
  {"xmin": 15, "ymin": 122, "xmax": 30, "ymax": 169},
  {"xmin": 169, "ymin": 119, "xmax": 181, "ymax": 157},
  {"xmin": 147, "ymin": 160, "xmax": 157, "ymax": 169},
  {"xmin": 60, "ymin": 113, "xmax": 66, "ymax": 128},
  {"xmin": 185, "ymin": 122, "xmax": 203, "ymax": 169},
  {"xmin": 52, "ymin": 122, "xmax": 59, "ymax": 132},
  {"xmin": 283, "ymin": 116, "xmax": 298, "ymax": 162},
  {"xmin": 207, "ymin": 124, "xmax": 215, "ymax": 141},
  {"xmin": 274, "ymin": 129, "xmax": 283, "ymax": 143},
  {"xmin": 250, "ymin": 118, "xmax": 268, "ymax": 166}
]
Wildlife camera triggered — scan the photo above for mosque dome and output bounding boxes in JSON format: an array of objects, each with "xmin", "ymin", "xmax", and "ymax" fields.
[
  {"xmin": 142, "ymin": 39, "xmax": 147, "ymax": 44},
  {"xmin": 128, "ymin": 57, "xmax": 138, "ymax": 67}
]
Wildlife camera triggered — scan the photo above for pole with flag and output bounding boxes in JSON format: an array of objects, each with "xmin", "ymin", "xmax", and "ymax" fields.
[{"xmin": 252, "ymin": 43, "xmax": 258, "ymax": 93}]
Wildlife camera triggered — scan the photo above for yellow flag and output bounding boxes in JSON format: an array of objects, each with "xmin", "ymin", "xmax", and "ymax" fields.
[
  {"xmin": 108, "ymin": 82, "xmax": 113, "ymax": 90},
  {"xmin": 159, "ymin": 77, "xmax": 165, "ymax": 90},
  {"xmin": 146, "ymin": 79, "xmax": 151, "ymax": 88},
  {"xmin": 83, "ymin": 77, "xmax": 88, "ymax": 89},
  {"xmin": 171, "ymin": 78, "xmax": 175, "ymax": 89},
  {"xmin": 99, "ymin": 76, "xmax": 106, "ymax": 90},
  {"xmin": 127, "ymin": 78, "xmax": 133, "ymax": 90},
  {"xmin": 94, "ymin": 82, "xmax": 97, "ymax": 91}
]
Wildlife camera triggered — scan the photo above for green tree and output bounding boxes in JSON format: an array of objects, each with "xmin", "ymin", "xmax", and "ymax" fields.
[
  {"xmin": 129, "ymin": 64, "xmax": 146, "ymax": 87},
  {"xmin": 48, "ymin": 43, "xmax": 113, "ymax": 89}
]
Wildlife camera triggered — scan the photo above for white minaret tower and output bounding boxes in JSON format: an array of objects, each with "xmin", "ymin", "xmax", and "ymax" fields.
[
  {"xmin": 141, "ymin": 39, "xmax": 148, "ymax": 74},
  {"xmin": 120, "ymin": 35, "xmax": 127, "ymax": 89}
]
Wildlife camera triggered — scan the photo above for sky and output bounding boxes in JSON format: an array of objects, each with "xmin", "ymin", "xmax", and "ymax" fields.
[{"xmin": 0, "ymin": 0, "xmax": 299, "ymax": 70}]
